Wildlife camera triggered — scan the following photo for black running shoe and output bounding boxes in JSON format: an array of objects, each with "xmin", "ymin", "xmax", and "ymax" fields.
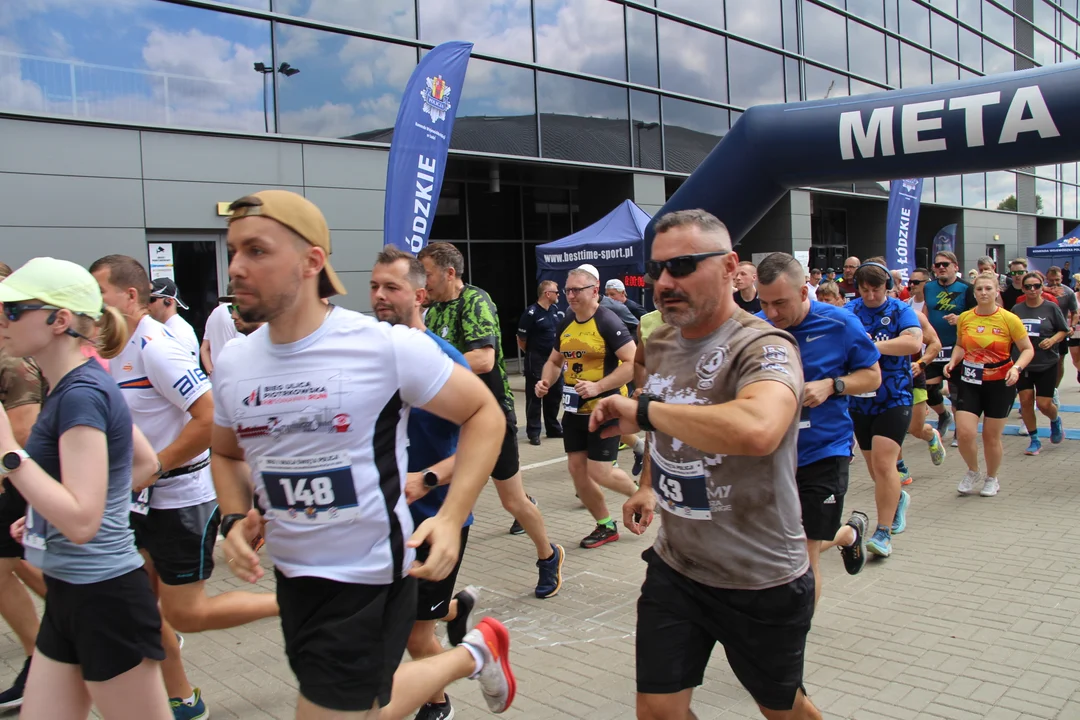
[
  {"xmin": 632, "ymin": 450, "xmax": 644, "ymax": 477},
  {"xmin": 839, "ymin": 511, "xmax": 869, "ymax": 576},
  {"xmin": 447, "ymin": 586, "xmax": 478, "ymax": 646},
  {"xmin": 937, "ymin": 409, "xmax": 952, "ymax": 439},
  {"xmin": 0, "ymin": 656, "xmax": 30, "ymax": 709},
  {"xmin": 508, "ymin": 495, "xmax": 536, "ymax": 535},
  {"xmin": 580, "ymin": 522, "xmax": 620, "ymax": 549},
  {"xmin": 413, "ymin": 694, "xmax": 454, "ymax": 720}
]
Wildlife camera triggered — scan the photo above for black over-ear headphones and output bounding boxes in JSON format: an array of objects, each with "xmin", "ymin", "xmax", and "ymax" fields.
[{"xmin": 856, "ymin": 261, "xmax": 894, "ymax": 290}]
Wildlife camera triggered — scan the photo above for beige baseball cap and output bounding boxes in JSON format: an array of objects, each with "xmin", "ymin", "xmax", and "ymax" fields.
[{"xmin": 227, "ymin": 190, "xmax": 347, "ymax": 296}]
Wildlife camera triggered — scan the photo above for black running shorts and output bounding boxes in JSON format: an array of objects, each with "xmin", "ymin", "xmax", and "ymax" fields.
[
  {"xmin": 491, "ymin": 410, "xmax": 520, "ymax": 481},
  {"xmin": 415, "ymin": 526, "xmax": 469, "ymax": 621},
  {"xmin": 276, "ymin": 570, "xmax": 417, "ymax": 712},
  {"xmin": 131, "ymin": 500, "xmax": 220, "ymax": 585},
  {"xmin": 851, "ymin": 406, "xmax": 911, "ymax": 451},
  {"xmin": 795, "ymin": 457, "xmax": 849, "ymax": 541},
  {"xmin": 955, "ymin": 378, "xmax": 1017, "ymax": 420},
  {"xmin": 561, "ymin": 412, "xmax": 620, "ymax": 462},
  {"xmin": 0, "ymin": 482, "xmax": 26, "ymax": 559},
  {"xmin": 37, "ymin": 568, "xmax": 165, "ymax": 682},
  {"xmin": 636, "ymin": 549, "xmax": 814, "ymax": 711},
  {"xmin": 1017, "ymin": 365, "xmax": 1057, "ymax": 398}
]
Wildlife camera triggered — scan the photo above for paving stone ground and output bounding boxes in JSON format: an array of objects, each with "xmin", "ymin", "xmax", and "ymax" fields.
[{"xmin": 4, "ymin": 370, "xmax": 1080, "ymax": 719}]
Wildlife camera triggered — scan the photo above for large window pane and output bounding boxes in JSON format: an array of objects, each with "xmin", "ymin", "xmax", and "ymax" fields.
[
  {"xmin": 933, "ymin": 56, "xmax": 960, "ymax": 81},
  {"xmin": 523, "ymin": 187, "xmax": 573, "ymax": 241},
  {"xmin": 901, "ymin": 43, "xmax": 932, "ymax": 86},
  {"xmin": 537, "ymin": 72, "xmax": 629, "ymax": 166},
  {"xmin": 983, "ymin": 1, "xmax": 1014, "ymax": 46},
  {"xmin": 727, "ymin": 0, "xmax": 783, "ymax": 47},
  {"xmin": 450, "ymin": 59, "xmax": 537, "ymax": 157},
  {"xmin": 959, "ymin": 26, "xmax": 983, "ymax": 70},
  {"xmin": 418, "ymin": 0, "xmax": 532, "ymax": 62},
  {"xmin": 467, "ymin": 184, "xmax": 521, "ymax": 240},
  {"xmin": 899, "ymin": 0, "xmax": 932, "ymax": 45},
  {"xmin": 0, "ymin": 0, "xmax": 271, "ymax": 132},
  {"xmin": 804, "ymin": 65, "xmax": 850, "ymax": 99},
  {"xmin": 783, "ymin": 0, "xmax": 800, "ymax": 49},
  {"xmin": 987, "ymin": 171, "xmax": 1016, "ymax": 210},
  {"xmin": 627, "ymin": 8, "xmax": 659, "ymax": 87},
  {"xmin": 535, "ymin": 0, "xmax": 625, "ymax": 80},
  {"xmin": 785, "ymin": 57, "xmax": 801, "ymax": 101},
  {"xmin": 1063, "ymin": 184, "xmax": 1077, "ymax": 220},
  {"xmin": 803, "ymin": 4, "xmax": 849, "ymax": 69},
  {"xmin": 1034, "ymin": 32, "xmax": 1056, "ymax": 66},
  {"xmin": 1034, "ymin": 0, "xmax": 1057, "ymax": 35},
  {"xmin": 963, "ymin": 173, "xmax": 987, "ymax": 208},
  {"xmin": 276, "ymin": 27, "xmax": 414, "ymax": 140},
  {"xmin": 931, "ymin": 0, "xmax": 958, "ymax": 14},
  {"xmin": 658, "ymin": 19, "xmax": 727, "ymax": 102},
  {"xmin": 630, "ymin": 90, "xmax": 661, "ymax": 169},
  {"xmin": 656, "ymin": 0, "xmax": 724, "ymax": 29},
  {"xmin": 727, "ymin": 41, "xmax": 785, "ymax": 107},
  {"xmin": 850, "ymin": 79, "xmax": 887, "ymax": 96},
  {"xmin": 1037, "ymin": 179, "xmax": 1058, "ymax": 215},
  {"xmin": 848, "ymin": 0, "xmax": 886, "ymax": 26},
  {"xmin": 887, "ymin": 36, "xmax": 902, "ymax": 85},
  {"xmin": 935, "ymin": 175, "xmax": 963, "ymax": 206},
  {"xmin": 662, "ymin": 98, "xmax": 728, "ymax": 173},
  {"xmin": 957, "ymin": 0, "xmax": 982, "ymax": 29},
  {"xmin": 274, "ymin": 0, "xmax": 415, "ymax": 38},
  {"xmin": 984, "ymin": 39, "xmax": 1014, "ymax": 74},
  {"xmin": 922, "ymin": 177, "xmax": 937, "ymax": 203},
  {"xmin": 849, "ymin": 21, "xmax": 888, "ymax": 84},
  {"xmin": 931, "ymin": 13, "xmax": 959, "ymax": 58}
]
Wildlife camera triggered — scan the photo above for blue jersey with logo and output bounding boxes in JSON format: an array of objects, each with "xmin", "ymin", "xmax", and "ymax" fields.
[
  {"xmin": 924, "ymin": 279, "xmax": 976, "ymax": 347},
  {"xmin": 846, "ymin": 297, "xmax": 920, "ymax": 413},
  {"xmin": 761, "ymin": 302, "xmax": 880, "ymax": 466},
  {"xmin": 407, "ymin": 331, "xmax": 473, "ymax": 527}
]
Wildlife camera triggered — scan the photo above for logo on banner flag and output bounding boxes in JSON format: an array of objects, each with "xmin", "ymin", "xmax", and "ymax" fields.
[{"xmin": 421, "ymin": 75, "xmax": 453, "ymax": 122}]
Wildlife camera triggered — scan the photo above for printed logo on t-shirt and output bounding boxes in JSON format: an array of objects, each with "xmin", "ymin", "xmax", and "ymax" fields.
[
  {"xmin": 234, "ymin": 370, "xmax": 341, "ymax": 419},
  {"xmin": 237, "ymin": 408, "xmax": 354, "ymax": 439}
]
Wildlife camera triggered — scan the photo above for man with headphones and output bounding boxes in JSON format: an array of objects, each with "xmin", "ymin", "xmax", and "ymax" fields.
[
  {"xmin": 148, "ymin": 278, "xmax": 199, "ymax": 360},
  {"xmin": 845, "ymin": 257, "xmax": 923, "ymax": 559}
]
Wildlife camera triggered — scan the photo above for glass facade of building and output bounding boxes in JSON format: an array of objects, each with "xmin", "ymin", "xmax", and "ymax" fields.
[{"xmin": 0, "ymin": 0, "xmax": 1076, "ymax": 219}]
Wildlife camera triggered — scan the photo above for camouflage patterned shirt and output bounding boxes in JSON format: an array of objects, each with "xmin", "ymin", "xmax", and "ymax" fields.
[
  {"xmin": 0, "ymin": 350, "xmax": 43, "ymax": 411},
  {"xmin": 425, "ymin": 284, "xmax": 514, "ymax": 414}
]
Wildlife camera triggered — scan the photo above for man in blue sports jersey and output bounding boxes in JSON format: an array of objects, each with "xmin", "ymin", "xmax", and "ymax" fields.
[
  {"xmin": 921, "ymin": 251, "xmax": 976, "ymax": 445},
  {"xmin": 757, "ymin": 253, "xmax": 882, "ymax": 607},
  {"xmin": 371, "ymin": 246, "xmax": 482, "ymax": 720},
  {"xmin": 846, "ymin": 258, "xmax": 923, "ymax": 559}
]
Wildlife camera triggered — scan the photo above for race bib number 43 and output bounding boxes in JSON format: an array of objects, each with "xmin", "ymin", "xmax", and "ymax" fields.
[
  {"xmin": 260, "ymin": 453, "xmax": 358, "ymax": 524},
  {"xmin": 651, "ymin": 451, "xmax": 711, "ymax": 520}
]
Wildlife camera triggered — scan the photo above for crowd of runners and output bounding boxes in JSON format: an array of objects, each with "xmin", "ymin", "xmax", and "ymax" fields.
[{"xmin": 0, "ymin": 191, "xmax": 1070, "ymax": 720}]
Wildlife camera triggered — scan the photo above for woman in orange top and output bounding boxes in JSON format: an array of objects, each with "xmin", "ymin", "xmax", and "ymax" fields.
[{"xmin": 944, "ymin": 273, "xmax": 1034, "ymax": 498}]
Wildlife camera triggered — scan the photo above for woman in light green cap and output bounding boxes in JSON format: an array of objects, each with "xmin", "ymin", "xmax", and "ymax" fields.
[{"xmin": 0, "ymin": 257, "xmax": 171, "ymax": 720}]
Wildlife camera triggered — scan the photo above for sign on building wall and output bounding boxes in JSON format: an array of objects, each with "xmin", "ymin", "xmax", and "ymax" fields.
[{"xmin": 149, "ymin": 243, "xmax": 174, "ymax": 281}]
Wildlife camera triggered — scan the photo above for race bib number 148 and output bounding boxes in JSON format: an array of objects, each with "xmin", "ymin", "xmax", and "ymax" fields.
[{"xmin": 260, "ymin": 453, "xmax": 358, "ymax": 524}]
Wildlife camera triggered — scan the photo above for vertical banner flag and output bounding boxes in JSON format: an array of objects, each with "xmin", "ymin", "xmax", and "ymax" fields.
[
  {"xmin": 384, "ymin": 41, "xmax": 473, "ymax": 254},
  {"xmin": 885, "ymin": 178, "xmax": 924, "ymax": 285},
  {"xmin": 932, "ymin": 223, "xmax": 958, "ymax": 257}
]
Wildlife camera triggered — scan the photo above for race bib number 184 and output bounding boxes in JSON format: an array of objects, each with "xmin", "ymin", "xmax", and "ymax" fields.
[{"xmin": 260, "ymin": 453, "xmax": 358, "ymax": 524}]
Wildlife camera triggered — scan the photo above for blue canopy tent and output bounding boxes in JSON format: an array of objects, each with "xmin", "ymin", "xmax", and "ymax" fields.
[
  {"xmin": 535, "ymin": 200, "xmax": 650, "ymax": 305},
  {"xmin": 1026, "ymin": 224, "xmax": 1080, "ymax": 275}
]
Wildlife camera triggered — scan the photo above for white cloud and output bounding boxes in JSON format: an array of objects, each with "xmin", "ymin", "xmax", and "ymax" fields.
[{"xmin": 274, "ymin": 0, "xmax": 415, "ymax": 39}]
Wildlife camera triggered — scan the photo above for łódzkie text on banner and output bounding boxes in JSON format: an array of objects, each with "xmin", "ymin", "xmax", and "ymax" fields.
[
  {"xmin": 885, "ymin": 178, "xmax": 923, "ymax": 284},
  {"xmin": 384, "ymin": 41, "xmax": 473, "ymax": 254}
]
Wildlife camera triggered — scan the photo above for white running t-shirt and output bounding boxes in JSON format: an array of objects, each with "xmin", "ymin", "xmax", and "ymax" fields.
[
  {"xmin": 213, "ymin": 307, "xmax": 454, "ymax": 585},
  {"xmin": 165, "ymin": 314, "xmax": 199, "ymax": 360},
  {"xmin": 204, "ymin": 303, "xmax": 240, "ymax": 371},
  {"xmin": 111, "ymin": 315, "xmax": 216, "ymax": 509}
]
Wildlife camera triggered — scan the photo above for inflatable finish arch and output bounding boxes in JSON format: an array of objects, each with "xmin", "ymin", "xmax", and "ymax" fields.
[{"xmin": 644, "ymin": 62, "xmax": 1080, "ymax": 253}]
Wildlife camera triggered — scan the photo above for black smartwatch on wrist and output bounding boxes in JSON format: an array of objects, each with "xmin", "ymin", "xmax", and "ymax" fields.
[
  {"xmin": 832, "ymin": 377, "xmax": 846, "ymax": 396},
  {"xmin": 220, "ymin": 513, "xmax": 247, "ymax": 539},
  {"xmin": 422, "ymin": 470, "xmax": 440, "ymax": 489},
  {"xmin": 637, "ymin": 393, "xmax": 662, "ymax": 431}
]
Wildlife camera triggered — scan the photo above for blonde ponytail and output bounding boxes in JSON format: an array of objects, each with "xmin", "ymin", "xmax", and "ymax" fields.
[{"xmin": 95, "ymin": 306, "xmax": 129, "ymax": 359}]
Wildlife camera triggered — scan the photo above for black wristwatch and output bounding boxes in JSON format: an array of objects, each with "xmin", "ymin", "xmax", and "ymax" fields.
[
  {"xmin": 422, "ymin": 470, "xmax": 440, "ymax": 489},
  {"xmin": 637, "ymin": 393, "xmax": 662, "ymax": 431},
  {"xmin": 832, "ymin": 377, "xmax": 846, "ymax": 396},
  {"xmin": 220, "ymin": 513, "xmax": 247, "ymax": 539},
  {"xmin": 0, "ymin": 450, "xmax": 28, "ymax": 475}
]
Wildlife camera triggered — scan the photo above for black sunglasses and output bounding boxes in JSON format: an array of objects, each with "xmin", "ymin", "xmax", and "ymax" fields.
[
  {"xmin": 933, "ymin": 261, "xmax": 952, "ymax": 269},
  {"xmin": 908, "ymin": 279, "xmax": 924, "ymax": 286},
  {"xmin": 646, "ymin": 251, "xmax": 730, "ymax": 279},
  {"xmin": 1024, "ymin": 283, "xmax": 1043, "ymax": 290},
  {"xmin": 2, "ymin": 302, "xmax": 62, "ymax": 323}
]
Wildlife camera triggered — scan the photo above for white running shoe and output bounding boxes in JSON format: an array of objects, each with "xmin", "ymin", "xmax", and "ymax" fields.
[
  {"xmin": 980, "ymin": 476, "xmax": 1000, "ymax": 497},
  {"xmin": 957, "ymin": 470, "xmax": 981, "ymax": 496},
  {"xmin": 461, "ymin": 618, "xmax": 516, "ymax": 713}
]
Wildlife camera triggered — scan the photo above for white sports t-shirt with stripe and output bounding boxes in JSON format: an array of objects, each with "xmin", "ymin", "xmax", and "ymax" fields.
[
  {"xmin": 212, "ymin": 307, "xmax": 454, "ymax": 585},
  {"xmin": 111, "ymin": 315, "xmax": 216, "ymax": 509},
  {"xmin": 165, "ymin": 314, "xmax": 199, "ymax": 359}
]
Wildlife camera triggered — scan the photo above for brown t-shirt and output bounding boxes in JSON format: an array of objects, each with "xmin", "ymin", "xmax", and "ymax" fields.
[
  {"xmin": 0, "ymin": 351, "xmax": 43, "ymax": 411},
  {"xmin": 644, "ymin": 310, "xmax": 808, "ymax": 591}
]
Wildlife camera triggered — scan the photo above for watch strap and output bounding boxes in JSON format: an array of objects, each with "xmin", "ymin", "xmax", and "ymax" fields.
[
  {"xmin": 220, "ymin": 513, "xmax": 247, "ymax": 539},
  {"xmin": 637, "ymin": 394, "xmax": 660, "ymax": 432}
]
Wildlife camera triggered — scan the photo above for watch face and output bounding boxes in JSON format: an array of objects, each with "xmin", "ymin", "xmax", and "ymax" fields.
[{"xmin": 2, "ymin": 452, "xmax": 21, "ymax": 471}]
